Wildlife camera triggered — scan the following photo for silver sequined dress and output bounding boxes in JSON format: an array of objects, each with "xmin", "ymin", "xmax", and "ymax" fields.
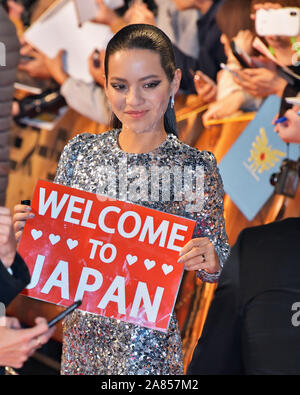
[{"xmin": 54, "ymin": 129, "xmax": 229, "ymax": 375}]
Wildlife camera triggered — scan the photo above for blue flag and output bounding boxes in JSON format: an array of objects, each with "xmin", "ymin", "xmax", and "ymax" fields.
[{"xmin": 218, "ymin": 95, "xmax": 299, "ymax": 221}]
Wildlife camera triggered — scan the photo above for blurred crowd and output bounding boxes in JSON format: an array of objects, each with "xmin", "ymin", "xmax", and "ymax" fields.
[
  {"xmin": 1, "ymin": 1, "xmax": 300, "ymax": 199},
  {"xmin": 2, "ymin": 0, "xmax": 300, "ymax": 145}
]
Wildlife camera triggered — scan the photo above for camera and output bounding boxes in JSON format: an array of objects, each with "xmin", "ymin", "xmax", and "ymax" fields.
[
  {"xmin": 270, "ymin": 158, "xmax": 300, "ymax": 198},
  {"xmin": 256, "ymin": 8, "xmax": 300, "ymax": 37}
]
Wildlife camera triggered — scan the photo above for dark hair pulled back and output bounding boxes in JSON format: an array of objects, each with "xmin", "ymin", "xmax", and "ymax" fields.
[{"xmin": 104, "ymin": 24, "xmax": 178, "ymax": 136}]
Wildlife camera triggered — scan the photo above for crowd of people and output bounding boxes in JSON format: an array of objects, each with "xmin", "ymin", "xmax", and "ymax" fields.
[{"xmin": 0, "ymin": 0, "xmax": 300, "ymax": 375}]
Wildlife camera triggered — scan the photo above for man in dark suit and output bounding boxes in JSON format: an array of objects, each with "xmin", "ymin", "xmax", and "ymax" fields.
[
  {"xmin": 187, "ymin": 217, "xmax": 300, "ymax": 374},
  {"xmin": 0, "ymin": 206, "xmax": 55, "ymax": 371}
]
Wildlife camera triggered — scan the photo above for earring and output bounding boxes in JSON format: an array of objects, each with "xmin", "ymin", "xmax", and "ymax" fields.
[{"xmin": 170, "ymin": 95, "xmax": 175, "ymax": 109}]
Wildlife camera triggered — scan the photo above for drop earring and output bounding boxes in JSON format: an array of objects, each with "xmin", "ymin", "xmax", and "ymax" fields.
[{"xmin": 170, "ymin": 95, "xmax": 175, "ymax": 109}]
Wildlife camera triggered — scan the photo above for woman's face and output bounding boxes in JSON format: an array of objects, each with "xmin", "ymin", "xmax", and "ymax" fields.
[{"xmin": 105, "ymin": 48, "xmax": 180, "ymax": 135}]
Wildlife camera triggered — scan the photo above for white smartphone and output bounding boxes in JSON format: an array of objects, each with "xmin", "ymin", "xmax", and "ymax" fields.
[
  {"xmin": 285, "ymin": 97, "xmax": 300, "ymax": 106},
  {"xmin": 104, "ymin": 0, "xmax": 125, "ymax": 9},
  {"xmin": 255, "ymin": 8, "xmax": 300, "ymax": 37}
]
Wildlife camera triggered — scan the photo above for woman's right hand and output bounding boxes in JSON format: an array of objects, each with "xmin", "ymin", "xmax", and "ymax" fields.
[{"xmin": 13, "ymin": 204, "xmax": 35, "ymax": 243}]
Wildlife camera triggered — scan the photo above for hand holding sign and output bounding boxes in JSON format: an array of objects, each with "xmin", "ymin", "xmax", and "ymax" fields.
[
  {"xmin": 18, "ymin": 180, "xmax": 196, "ymax": 332},
  {"xmin": 178, "ymin": 237, "xmax": 221, "ymax": 274},
  {"xmin": 13, "ymin": 203, "xmax": 35, "ymax": 242}
]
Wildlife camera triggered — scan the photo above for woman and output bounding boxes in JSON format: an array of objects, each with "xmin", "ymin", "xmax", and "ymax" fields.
[
  {"xmin": 195, "ymin": 0, "xmax": 261, "ymax": 124},
  {"xmin": 14, "ymin": 24, "xmax": 229, "ymax": 375}
]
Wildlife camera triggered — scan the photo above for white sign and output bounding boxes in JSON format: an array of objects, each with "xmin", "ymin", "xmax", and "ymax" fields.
[{"xmin": 24, "ymin": 0, "xmax": 113, "ymax": 83}]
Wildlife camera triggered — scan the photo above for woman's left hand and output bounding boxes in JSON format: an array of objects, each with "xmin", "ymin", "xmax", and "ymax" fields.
[{"xmin": 178, "ymin": 237, "xmax": 220, "ymax": 274}]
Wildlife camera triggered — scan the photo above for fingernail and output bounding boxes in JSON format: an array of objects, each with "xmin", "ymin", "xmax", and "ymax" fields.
[
  {"xmin": 29, "ymin": 213, "xmax": 35, "ymax": 218},
  {"xmin": 177, "ymin": 257, "xmax": 183, "ymax": 263},
  {"xmin": 26, "ymin": 206, "xmax": 32, "ymax": 211}
]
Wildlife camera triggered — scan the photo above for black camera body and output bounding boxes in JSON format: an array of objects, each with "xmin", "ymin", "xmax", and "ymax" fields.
[{"xmin": 270, "ymin": 158, "xmax": 300, "ymax": 198}]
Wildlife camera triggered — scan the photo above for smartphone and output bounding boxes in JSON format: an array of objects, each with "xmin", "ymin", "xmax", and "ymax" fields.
[
  {"xmin": 220, "ymin": 63, "xmax": 239, "ymax": 78},
  {"xmin": 255, "ymin": 8, "xmax": 300, "ymax": 37},
  {"xmin": 285, "ymin": 96, "xmax": 300, "ymax": 106},
  {"xmin": 21, "ymin": 200, "xmax": 31, "ymax": 206},
  {"xmin": 230, "ymin": 41, "xmax": 252, "ymax": 68},
  {"xmin": 92, "ymin": 49, "xmax": 100, "ymax": 68},
  {"xmin": 103, "ymin": 0, "xmax": 125, "ymax": 9},
  {"xmin": 279, "ymin": 95, "xmax": 293, "ymax": 118},
  {"xmin": 48, "ymin": 300, "xmax": 82, "ymax": 328}
]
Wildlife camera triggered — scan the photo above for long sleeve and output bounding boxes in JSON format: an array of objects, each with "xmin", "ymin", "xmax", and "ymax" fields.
[
  {"xmin": 60, "ymin": 78, "xmax": 111, "ymax": 125},
  {"xmin": 0, "ymin": 253, "xmax": 30, "ymax": 306},
  {"xmin": 193, "ymin": 152, "xmax": 230, "ymax": 283}
]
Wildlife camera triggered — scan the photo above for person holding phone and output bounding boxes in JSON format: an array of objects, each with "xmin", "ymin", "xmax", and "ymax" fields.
[
  {"xmin": 173, "ymin": 0, "xmax": 227, "ymax": 93},
  {"xmin": 13, "ymin": 24, "xmax": 230, "ymax": 375},
  {"xmin": 194, "ymin": 0, "xmax": 262, "ymax": 128},
  {"xmin": 0, "ymin": 316, "xmax": 56, "ymax": 371},
  {"xmin": 233, "ymin": 0, "xmax": 300, "ymax": 98},
  {"xmin": 0, "ymin": 206, "xmax": 56, "ymax": 373}
]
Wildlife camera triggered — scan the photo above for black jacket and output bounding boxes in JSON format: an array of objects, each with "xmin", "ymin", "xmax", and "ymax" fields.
[
  {"xmin": 0, "ymin": 253, "xmax": 30, "ymax": 375},
  {"xmin": 188, "ymin": 218, "xmax": 300, "ymax": 375},
  {"xmin": 174, "ymin": 0, "xmax": 226, "ymax": 94},
  {"xmin": 0, "ymin": 252, "xmax": 30, "ymax": 307}
]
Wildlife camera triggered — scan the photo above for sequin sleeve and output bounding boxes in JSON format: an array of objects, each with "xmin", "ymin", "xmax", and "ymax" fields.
[{"xmin": 193, "ymin": 151, "xmax": 230, "ymax": 283}]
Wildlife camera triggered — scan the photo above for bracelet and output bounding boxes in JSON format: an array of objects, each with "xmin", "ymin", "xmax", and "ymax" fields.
[{"xmin": 197, "ymin": 269, "xmax": 221, "ymax": 284}]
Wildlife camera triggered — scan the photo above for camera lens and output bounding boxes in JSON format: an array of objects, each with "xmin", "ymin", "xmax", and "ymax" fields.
[
  {"xmin": 270, "ymin": 173, "xmax": 278, "ymax": 186},
  {"xmin": 290, "ymin": 11, "xmax": 297, "ymax": 16}
]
